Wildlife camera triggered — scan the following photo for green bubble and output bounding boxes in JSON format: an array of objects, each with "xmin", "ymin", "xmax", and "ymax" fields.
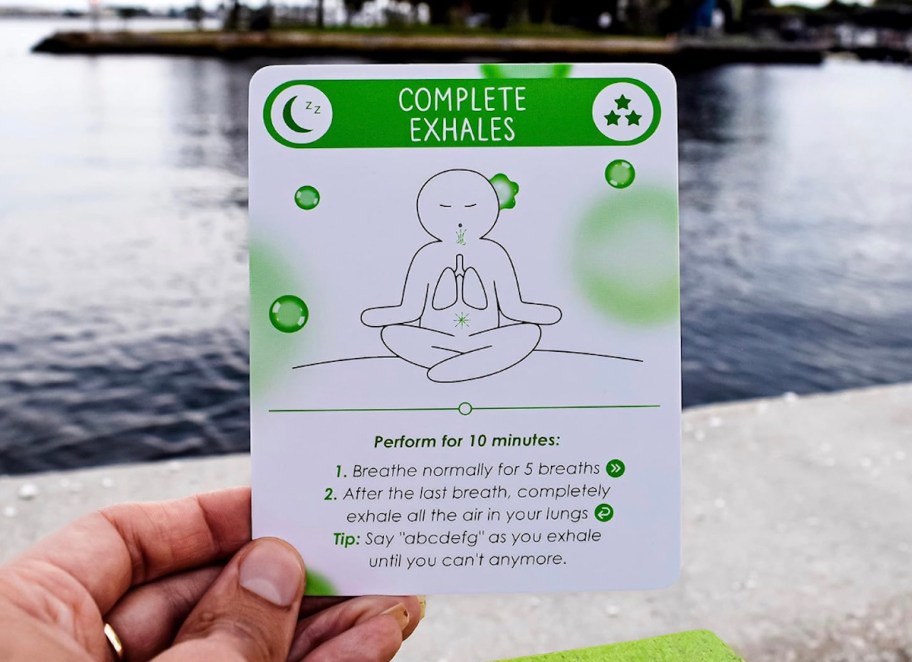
[
  {"xmin": 573, "ymin": 187, "xmax": 679, "ymax": 326},
  {"xmin": 605, "ymin": 159, "xmax": 636, "ymax": 189},
  {"xmin": 294, "ymin": 185, "xmax": 320, "ymax": 210},
  {"xmin": 269, "ymin": 295, "xmax": 309, "ymax": 333},
  {"xmin": 489, "ymin": 173, "xmax": 519, "ymax": 210}
]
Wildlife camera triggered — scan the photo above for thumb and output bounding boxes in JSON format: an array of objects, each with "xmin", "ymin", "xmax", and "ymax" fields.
[{"xmin": 156, "ymin": 537, "xmax": 305, "ymax": 662}]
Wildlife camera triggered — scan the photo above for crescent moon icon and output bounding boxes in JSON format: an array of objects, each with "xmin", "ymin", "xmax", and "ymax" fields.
[{"xmin": 282, "ymin": 96, "xmax": 313, "ymax": 134}]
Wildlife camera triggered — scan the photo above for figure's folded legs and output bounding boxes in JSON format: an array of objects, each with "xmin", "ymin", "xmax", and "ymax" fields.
[
  {"xmin": 427, "ymin": 323, "xmax": 541, "ymax": 383},
  {"xmin": 381, "ymin": 325, "xmax": 459, "ymax": 369}
]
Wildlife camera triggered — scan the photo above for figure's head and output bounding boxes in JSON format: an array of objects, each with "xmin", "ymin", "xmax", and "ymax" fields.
[{"xmin": 417, "ymin": 170, "xmax": 500, "ymax": 243}]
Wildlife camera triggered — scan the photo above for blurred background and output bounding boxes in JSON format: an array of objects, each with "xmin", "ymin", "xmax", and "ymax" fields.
[
  {"xmin": 2, "ymin": 4, "xmax": 912, "ymax": 661},
  {"xmin": 0, "ymin": 0, "xmax": 910, "ymax": 476}
]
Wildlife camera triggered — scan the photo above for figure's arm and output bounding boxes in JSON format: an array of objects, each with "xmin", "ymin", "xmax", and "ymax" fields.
[
  {"xmin": 361, "ymin": 248, "xmax": 432, "ymax": 327},
  {"xmin": 491, "ymin": 245, "xmax": 562, "ymax": 325}
]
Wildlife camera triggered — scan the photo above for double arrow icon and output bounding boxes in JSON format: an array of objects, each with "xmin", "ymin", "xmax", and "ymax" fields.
[{"xmin": 606, "ymin": 459, "xmax": 626, "ymax": 478}]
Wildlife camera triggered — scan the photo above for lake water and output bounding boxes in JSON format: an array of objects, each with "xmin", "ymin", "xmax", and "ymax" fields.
[{"xmin": 1, "ymin": 19, "xmax": 911, "ymax": 473}]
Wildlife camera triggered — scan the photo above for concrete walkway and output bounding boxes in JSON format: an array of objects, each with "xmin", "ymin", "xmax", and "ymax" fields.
[{"xmin": 2, "ymin": 383, "xmax": 911, "ymax": 661}]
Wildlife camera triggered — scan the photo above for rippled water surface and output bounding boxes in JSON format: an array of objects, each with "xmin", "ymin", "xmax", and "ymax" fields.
[{"xmin": 1, "ymin": 19, "xmax": 911, "ymax": 472}]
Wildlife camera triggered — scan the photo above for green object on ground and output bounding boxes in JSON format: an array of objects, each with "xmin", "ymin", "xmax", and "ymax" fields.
[{"xmin": 496, "ymin": 630, "xmax": 744, "ymax": 662}]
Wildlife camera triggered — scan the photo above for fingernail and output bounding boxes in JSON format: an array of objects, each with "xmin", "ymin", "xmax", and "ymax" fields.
[
  {"xmin": 417, "ymin": 595, "xmax": 427, "ymax": 619},
  {"xmin": 381, "ymin": 603, "xmax": 410, "ymax": 631},
  {"xmin": 239, "ymin": 539, "xmax": 303, "ymax": 607}
]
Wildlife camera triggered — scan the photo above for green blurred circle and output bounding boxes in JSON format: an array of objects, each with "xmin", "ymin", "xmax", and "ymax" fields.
[
  {"xmin": 479, "ymin": 63, "xmax": 572, "ymax": 79},
  {"xmin": 303, "ymin": 569, "xmax": 337, "ymax": 596},
  {"xmin": 605, "ymin": 160, "xmax": 636, "ymax": 189},
  {"xmin": 269, "ymin": 295, "xmax": 309, "ymax": 333},
  {"xmin": 294, "ymin": 185, "xmax": 320, "ymax": 210},
  {"xmin": 573, "ymin": 187, "xmax": 679, "ymax": 325}
]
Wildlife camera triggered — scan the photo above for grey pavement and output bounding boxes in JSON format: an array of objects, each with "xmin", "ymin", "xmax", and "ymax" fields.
[{"xmin": 2, "ymin": 383, "xmax": 911, "ymax": 661}]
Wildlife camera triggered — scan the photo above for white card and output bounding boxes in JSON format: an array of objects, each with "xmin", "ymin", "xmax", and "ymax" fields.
[{"xmin": 249, "ymin": 63, "xmax": 680, "ymax": 595}]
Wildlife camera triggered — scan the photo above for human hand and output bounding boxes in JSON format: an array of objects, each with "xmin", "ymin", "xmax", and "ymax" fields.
[{"xmin": 0, "ymin": 487, "xmax": 423, "ymax": 661}]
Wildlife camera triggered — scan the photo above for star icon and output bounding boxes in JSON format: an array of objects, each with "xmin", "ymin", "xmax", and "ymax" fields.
[
  {"xmin": 626, "ymin": 110, "xmax": 642, "ymax": 126},
  {"xmin": 605, "ymin": 111, "xmax": 621, "ymax": 126},
  {"xmin": 615, "ymin": 95, "xmax": 631, "ymax": 110}
]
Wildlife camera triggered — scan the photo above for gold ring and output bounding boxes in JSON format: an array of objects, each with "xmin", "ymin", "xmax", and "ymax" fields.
[{"xmin": 104, "ymin": 622, "xmax": 124, "ymax": 661}]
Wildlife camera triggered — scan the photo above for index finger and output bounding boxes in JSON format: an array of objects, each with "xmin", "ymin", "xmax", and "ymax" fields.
[{"xmin": 7, "ymin": 487, "xmax": 252, "ymax": 613}]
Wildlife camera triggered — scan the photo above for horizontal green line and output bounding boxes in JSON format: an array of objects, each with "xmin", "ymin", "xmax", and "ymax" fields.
[
  {"xmin": 475, "ymin": 404, "xmax": 660, "ymax": 411},
  {"xmin": 269, "ymin": 407, "xmax": 454, "ymax": 413},
  {"xmin": 268, "ymin": 404, "xmax": 660, "ymax": 413}
]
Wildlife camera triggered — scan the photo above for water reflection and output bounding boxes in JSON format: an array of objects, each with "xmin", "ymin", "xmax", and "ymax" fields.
[
  {"xmin": 1, "ymin": 20, "xmax": 911, "ymax": 472},
  {"xmin": 679, "ymin": 63, "xmax": 912, "ymax": 404}
]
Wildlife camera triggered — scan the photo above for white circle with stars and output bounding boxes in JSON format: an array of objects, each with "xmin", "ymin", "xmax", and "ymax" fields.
[{"xmin": 591, "ymin": 82, "xmax": 655, "ymax": 142}]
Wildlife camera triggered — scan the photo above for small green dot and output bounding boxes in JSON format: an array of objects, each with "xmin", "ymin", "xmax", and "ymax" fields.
[
  {"xmin": 458, "ymin": 402, "xmax": 473, "ymax": 416},
  {"xmin": 605, "ymin": 160, "xmax": 636, "ymax": 189},
  {"xmin": 269, "ymin": 295, "xmax": 309, "ymax": 333},
  {"xmin": 294, "ymin": 185, "xmax": 320, "ymax": 210}
]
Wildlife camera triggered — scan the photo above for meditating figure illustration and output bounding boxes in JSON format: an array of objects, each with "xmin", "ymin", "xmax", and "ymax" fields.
[{"xmin": 361, "ymin": 169, "xmax": 562, "ymax": 383}]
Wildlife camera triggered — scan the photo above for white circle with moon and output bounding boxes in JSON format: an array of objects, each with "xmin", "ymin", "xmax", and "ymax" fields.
[
  {"xmin": 269, "ymin": 84, "xmax": 333, "ymax": 145},
  {"xmin": 591, "ymin": 82, "xmax": 655, "ymax": 142}
]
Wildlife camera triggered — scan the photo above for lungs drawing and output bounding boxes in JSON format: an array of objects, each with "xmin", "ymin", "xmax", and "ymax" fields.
[{"xmin": 432, "ymin": 256, "xmax": 488, "ymax": 312}]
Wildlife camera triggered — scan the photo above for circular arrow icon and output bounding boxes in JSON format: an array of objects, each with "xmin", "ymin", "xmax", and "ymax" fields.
[
  {"xmin": 594, "ymin": 503, "xmax": 615, "ymax": 522},
  {"xmin": 606, "ymin": 459, "xmax": 626, "ymax": 478}
]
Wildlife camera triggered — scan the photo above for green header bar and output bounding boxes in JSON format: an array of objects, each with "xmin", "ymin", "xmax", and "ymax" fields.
[{"xmin": 263, "ymin": 78, "xmax": 661, "ymax": 149}]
